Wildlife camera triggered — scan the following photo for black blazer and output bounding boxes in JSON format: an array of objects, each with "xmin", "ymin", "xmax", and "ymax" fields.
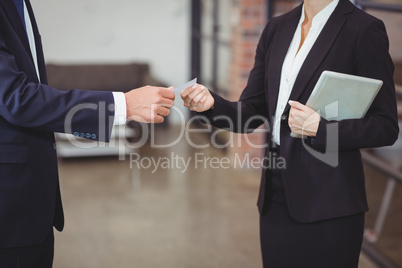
[
  {"xmin": 0, "ymin": 0, "xmax": 114, "ymax": 247},
  {"xmin": 202, "ymin": 0, "xmax": 399, "ymax": 222}
]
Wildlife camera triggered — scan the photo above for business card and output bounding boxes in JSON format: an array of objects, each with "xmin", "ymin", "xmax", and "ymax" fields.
[{"xmin": 173, "ymin": 78, "xmax": 198, "ymax": 94}]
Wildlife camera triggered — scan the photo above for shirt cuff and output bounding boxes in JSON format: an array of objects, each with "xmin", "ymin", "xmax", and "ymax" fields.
[{"xmin": 112, "ymin": 92, "xmax": 127, "ymax": 126}]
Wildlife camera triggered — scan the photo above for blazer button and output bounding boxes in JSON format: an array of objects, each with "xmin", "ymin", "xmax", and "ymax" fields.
[
  {"xmin": 53, "ymin": 143, "xmax": 57, "ymax": 150},
  {"xmin": 73, "ymin": 132, "xmax": 79, "ymax": 136},
  {"xmin": 86, "ymin": 133, "xmax": 91, "ymax": 139},
  {"xmin": 91, "ymin": 134, "xmax": 97, "ymax": 140},
  {"xmin": 79, "ymin": 133, "xmax": 85, "ymax": 138},
  {"xmin": 281, "ymin": 115, "xmax": 288, "ymax": 126}
]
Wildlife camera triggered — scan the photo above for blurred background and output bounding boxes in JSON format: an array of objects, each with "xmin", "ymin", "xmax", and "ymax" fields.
[{"xmin": 32, "ymin": 0, "xmax": 402, "ymax": 267}]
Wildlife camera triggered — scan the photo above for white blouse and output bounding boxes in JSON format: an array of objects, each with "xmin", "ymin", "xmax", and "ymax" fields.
[{"xmin": 272, "ymin": 0, "xmax": 339, "ymax": 145}]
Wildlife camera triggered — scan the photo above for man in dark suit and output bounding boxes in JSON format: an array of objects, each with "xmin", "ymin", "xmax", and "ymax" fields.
[
  {"xmin": 182, "ymin": 0, "xmax": 399, "ymax": 266},
  {"xmin": 0, "ymin": 0, "xmax": 174, "ymax": 266}
]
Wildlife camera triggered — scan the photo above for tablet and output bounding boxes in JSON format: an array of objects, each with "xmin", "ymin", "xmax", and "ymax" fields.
[{"xmin": 290, "ymin": 70, "xmax": 383, "ymax": 138}]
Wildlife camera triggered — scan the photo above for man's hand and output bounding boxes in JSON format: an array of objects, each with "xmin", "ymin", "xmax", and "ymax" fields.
[
  {"xmin": 181, "ymin": 84, "xmax": 214, "ymax": 112},
  {"xmin": 125, "ymin": 86, "xmax": 175, "ymax": 123},
  {"xmin": 288, "ymin": 100, "xmax": 321, "ymax": 137}
]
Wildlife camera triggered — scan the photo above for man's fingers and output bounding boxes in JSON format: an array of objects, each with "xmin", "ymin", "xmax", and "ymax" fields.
[
  {"xmin": 153, "ymin": 115, "xmax": 164, "ymax": 124},
  {"xmin": 154, "ymin": 106, "xmax": 170, "ymax": 117},
  {"xmin": 156, "ymin": 97, "xmax": 175, "ymax": 108},
  {"xmin": 158, "ymin": 87, "xmax": 175, "ymax": 100}
]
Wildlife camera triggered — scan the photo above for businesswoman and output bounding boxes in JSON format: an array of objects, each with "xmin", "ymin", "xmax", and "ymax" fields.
[{"xmin": 181, "ymin": 0, "xmax": 399, "ymax": 267}]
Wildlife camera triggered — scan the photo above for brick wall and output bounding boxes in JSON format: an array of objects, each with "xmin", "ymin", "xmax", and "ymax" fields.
[
  {"xmin": 228, "ymin": 0, "xmax": 267, "ymax": 163},
  {"xmin": 227, "ymin": 1, "xmax": 401, "ymax": 165},
  {"xmin": 272, "ymin": 0, "xmax": 301, "ymax": 17},
  {"xmin": 227, "ymin": 0, "xmax": 300, "ymax": 166}
]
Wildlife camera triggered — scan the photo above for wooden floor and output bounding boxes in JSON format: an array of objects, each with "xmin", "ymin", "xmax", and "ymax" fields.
[{"xmin": 53, "ymin": 127, "xmax": 401, "ymax": 268}]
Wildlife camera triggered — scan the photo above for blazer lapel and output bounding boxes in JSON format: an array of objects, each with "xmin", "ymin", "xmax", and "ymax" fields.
[
  {"xmin": 267, "ymin": 5, "xmax": 302, "ymax": 117},
  {"xmin": 0, "ymin": 0, "xmax": 34, "ymax": 63},
  {"xmin": 284, "ymin": 0, "xmax": 354, "ymax": 114},
  {"xmin": 25, "ymin": 0, "xmax": 48, "ymax": 84}
]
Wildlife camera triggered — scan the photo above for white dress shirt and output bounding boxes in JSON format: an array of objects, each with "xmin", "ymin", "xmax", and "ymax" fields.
[
  {"xmin": 272, "ymin": 0, "xmax": 339, "ymax": 145},
  {"xmin": 22, "ymin": 1, "xmax": 127, "ymax": 126}
]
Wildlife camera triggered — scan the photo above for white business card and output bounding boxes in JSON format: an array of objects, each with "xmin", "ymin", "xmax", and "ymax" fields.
[{"xmin": 173, "ymin": 78, "xmax": 197, "ymax": 94}]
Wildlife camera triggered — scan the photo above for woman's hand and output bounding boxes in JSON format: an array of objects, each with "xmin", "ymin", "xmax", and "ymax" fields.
[
  {"xmin": 181, "ymin": 84, "xmax": 215, "ymax": 112},
  {"xmin": 288, "ymin": 100, "xmax": 321, "ymax": 137}
]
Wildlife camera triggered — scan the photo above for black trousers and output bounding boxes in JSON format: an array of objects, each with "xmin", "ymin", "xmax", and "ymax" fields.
[
  {"xmin": 260, "ymin": 162, "xmax": 365, "ymax": 268},
  {"xmin": 0, "ymin": 229, "xmax": 54, "ymax": 268}
]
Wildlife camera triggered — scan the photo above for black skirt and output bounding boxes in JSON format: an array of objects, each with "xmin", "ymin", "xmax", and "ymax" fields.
[{"xmin": 260, "ymin": 166, "xmax": 365, "ymax": 268}]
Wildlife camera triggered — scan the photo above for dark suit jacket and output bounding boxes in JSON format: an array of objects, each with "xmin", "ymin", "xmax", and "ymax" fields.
[
  {"xmin": 202, "ymin": 0, "xmax": 399, "ymax": 222},
  {"xmin": 0, "ymin": 0, "xmax": 114, "ymax": 247}
]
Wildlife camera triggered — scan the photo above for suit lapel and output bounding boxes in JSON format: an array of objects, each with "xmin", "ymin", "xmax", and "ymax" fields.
[
  {"xmin": 0, "ymin": 0, "xmax": 34, "ymax": 63},
  {"xmin": 25, "ymin": 0, "xmax": 48, "ymax": 84},
  {"xmin": 283, "ymin": 0, "xmax": 354, "ymax": 115},
  {"xmin": 267, "ymin": 5, "xmax": 302, "ymax": 117}
]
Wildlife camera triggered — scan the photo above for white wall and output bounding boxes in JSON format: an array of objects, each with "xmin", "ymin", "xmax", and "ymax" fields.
[{"xmin": 32, "ymin": 0, "xmax": 191, "ymax": 123}]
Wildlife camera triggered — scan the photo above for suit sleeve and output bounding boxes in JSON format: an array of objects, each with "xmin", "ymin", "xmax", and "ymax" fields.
[
  {"xmin": 312, "ymin": 19, "xmax": 399, "ymax": 151},
  {"xmin": 0, "ymin": 31, "xmax": 115, "ymax": 142},
  {"xmin": 199, "ymin": 22, "xmax": 271, "ymax": 133}
]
